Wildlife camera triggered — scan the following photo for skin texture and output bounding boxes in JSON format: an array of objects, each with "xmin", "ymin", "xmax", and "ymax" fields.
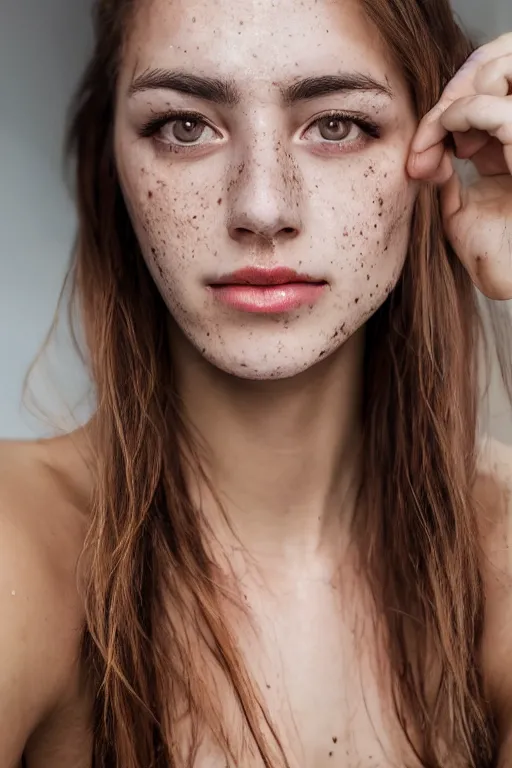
[
  {"xmin": 1, "ymin": 1, "xmax": 512, "ymax": 766},
  {"xmin": 115, "ymin": 0, "xmax": 418, "ymax": 381}
]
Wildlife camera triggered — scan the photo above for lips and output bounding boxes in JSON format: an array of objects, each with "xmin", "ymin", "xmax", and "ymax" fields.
[
  {"xmin": 209, "ymin": 266, "xmax": 324, "ymax": 287},
  {"xmin": 208, "ymin": 267, "xmax": 327, "ymax": 314}
]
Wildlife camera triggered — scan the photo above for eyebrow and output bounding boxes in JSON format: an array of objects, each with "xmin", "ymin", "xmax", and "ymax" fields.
[{"xmin": 128, "ymin": 68, "xmax": 394, "ymax": 105}]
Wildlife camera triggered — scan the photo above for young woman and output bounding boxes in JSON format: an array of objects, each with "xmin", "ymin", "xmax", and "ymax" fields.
[{"xmin": 1, "ymin": 0, "xmax": 512, "ymax": 765}]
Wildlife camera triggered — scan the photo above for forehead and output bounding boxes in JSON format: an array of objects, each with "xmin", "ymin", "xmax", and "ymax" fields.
[{"xmin": 124, "ymin": 0, "xmax": 404, "ymax": 92}]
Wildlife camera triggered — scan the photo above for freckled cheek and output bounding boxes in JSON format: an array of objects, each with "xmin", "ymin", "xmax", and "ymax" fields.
[
  {"xmin": 118, "ymin": 145, "xmax": 221, "ymax": 255},
  {"xmin": 319, "ymin": 176, "xmax": 415, "ymax": 320},
  {"xmin": 316, "ymin": 174, "xmax": 414, "ymax": 268},
  {"xmin": 124, "ymin": 180, "xmax": 219, "ymax": 275}
]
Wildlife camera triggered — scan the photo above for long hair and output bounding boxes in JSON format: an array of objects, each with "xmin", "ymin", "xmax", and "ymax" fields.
[{"xmin": 55, "ymin": 0, "xmax": 510, "ymax": 765}]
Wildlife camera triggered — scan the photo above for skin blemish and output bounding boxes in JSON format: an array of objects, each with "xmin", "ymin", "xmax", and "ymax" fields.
[{"xmin": 115, "ymin": 0, "xmax": 417, "ymax": 381}]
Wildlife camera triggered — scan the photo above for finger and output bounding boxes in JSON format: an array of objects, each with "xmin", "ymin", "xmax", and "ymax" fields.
[
  {"xmin": 440, "ymin": 170, "xmax": 463, "ymax": 224},
  {"xmin": 411, "ymin": 59, "xmax": 481, "ymax": 155},
  {"xmin": 407, "ymin": 141, "xmax": 446, "ymax": 179},
  {"xmin": 440, "ymin": 95, "xmax": 512, "ymax": 145},
  {"xmin": 475, "ymin": 52, "xmax": 512, "ymax": 96},
  {"xmin": 453, "ymin": 34, "xmax": 512, "ymax": 96},
  {"xmin": 410, "ymin": 104, "xmax": 449, "ymax": 156},
  {"xmin": 433, "ymin": 151, "xmax": 456, "ymax": 186},
  {"xmin": 412, "ymin": 36, "xmax": 512, "ymax": 155},
  {"xmin": 471, "ymin": 138, "xmax": 511, "ymax": 175},
  {"xmin": 453, "ymin": 129, "xmax": 488, "ymax": 159},
  {"xmin": 470, "ymin": 33, "xmax": 512, "ymax": 74}
]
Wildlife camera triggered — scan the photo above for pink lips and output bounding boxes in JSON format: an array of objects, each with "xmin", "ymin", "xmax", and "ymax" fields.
[{"xmin": 208, "ymin": 267, "xmax": 327, "ymax": 314}]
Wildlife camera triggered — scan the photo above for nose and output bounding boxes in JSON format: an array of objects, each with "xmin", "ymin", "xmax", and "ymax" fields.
[{"xmin": 226, "ymin": 132, "xmax": 304, "ymax": 246}]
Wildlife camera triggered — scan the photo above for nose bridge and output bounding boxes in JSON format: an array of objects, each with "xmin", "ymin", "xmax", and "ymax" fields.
[{"xmin": 226, "ymin": 121, "xmax": 304, "ymax": 236}]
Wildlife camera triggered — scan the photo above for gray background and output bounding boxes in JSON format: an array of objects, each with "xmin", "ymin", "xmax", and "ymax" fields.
[{"xmin": 0, "ymin": 0, "xmax": 511, "ymax": 438}]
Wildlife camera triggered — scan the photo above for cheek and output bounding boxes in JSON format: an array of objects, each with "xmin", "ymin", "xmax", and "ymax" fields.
[
  {"xmin": 119, "ymin": 161, "xmax": 218, "ymax": 292},
  {"xmin": 316, "ymin": 162, "xmax": 415, "ymax": 295}
]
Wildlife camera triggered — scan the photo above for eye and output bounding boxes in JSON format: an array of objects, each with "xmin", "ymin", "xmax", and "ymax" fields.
[
  {"xmin": 158, "ymin": 116, "xmax": 215, "ymax": 146},
  {"xmin": 302, "ymin": 111, "xmax": 381, "ymax": 147},
  {"xmin": 140, "ymin": 111, "xmax": 219, "ymax": 150}
]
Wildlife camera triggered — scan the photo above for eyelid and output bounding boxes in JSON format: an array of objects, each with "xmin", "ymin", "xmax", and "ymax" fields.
[
  {"xmin": 139, "ymin": 108, "xmax": 381, "ymax": 150},
  {"xmin": 139, "ymin": 109, "xmax": 220, "ymax": 139},
  {"xmin": 300, "ymin": 109, "xmax": 381, "ymax": 139}
]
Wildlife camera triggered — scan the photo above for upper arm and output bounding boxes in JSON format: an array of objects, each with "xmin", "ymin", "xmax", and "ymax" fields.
[{"xmin": 0, "ymin": 499, "xmax": 69, "ymax": 766}]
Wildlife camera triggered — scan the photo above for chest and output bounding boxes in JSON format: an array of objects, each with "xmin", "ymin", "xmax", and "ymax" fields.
[
  {"xmin": 26, "ymin": 578, "xmax": 421, "ymax": 768},
  {"xmin": 183, "ymin": 574, "xmax": 420, "ymax": 768}
]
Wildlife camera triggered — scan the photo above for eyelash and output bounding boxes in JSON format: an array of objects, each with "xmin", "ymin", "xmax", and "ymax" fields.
[{"xmin": 139, "ymin": 109, "xmax": 381, "ymax": 152}]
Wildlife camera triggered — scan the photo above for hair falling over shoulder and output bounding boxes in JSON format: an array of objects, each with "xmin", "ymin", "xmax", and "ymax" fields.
[{"xmin": 54, "ymin": 0, "xmax": 512, "ymax": 765}]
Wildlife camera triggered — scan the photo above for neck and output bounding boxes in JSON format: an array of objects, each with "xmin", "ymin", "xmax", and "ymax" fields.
[{"xmin": 172, "ymin": 328, "xmax": 365, "ymax": 563}]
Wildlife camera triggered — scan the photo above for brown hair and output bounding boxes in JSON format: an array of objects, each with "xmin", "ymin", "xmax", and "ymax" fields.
[{"xmin": 56, "ymin": 0, "xmax": 507, "ymax": 765}]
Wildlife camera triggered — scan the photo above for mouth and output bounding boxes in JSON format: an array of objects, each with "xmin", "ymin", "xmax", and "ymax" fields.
[{"xmin": 208, "ymin": 267, "xmax": 327, "ymax": 314}]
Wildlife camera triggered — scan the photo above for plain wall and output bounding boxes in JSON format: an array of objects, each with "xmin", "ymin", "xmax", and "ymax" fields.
[
  {"xmin": 0, "ymin": 0, "xmax": 93, "ymax": 437},
  {"xmin": 0, "ymin": 0, "xmax": 511, "ymax": 438}
]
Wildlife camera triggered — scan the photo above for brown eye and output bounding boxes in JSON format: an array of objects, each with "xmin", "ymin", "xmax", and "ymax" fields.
[
  {"xmin": 167, "ymin": 118, "xmax": 206, "ymax": 144},
  {"xmin": 316, "ymin": 116, "xmax": 351, "ymax": 141},
  {"xmin": 301, "ymin": 111, "xmax": 380, "ymax": 149}
]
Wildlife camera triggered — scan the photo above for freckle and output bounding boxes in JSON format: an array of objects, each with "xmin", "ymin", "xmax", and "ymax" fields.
[
  {"xmin": 329, "ymin": 752, "xmax": 333, "ymax": 758},
  {"xmin": 367, "ymin": 275, "xmax": 370, "ymax": 281}
]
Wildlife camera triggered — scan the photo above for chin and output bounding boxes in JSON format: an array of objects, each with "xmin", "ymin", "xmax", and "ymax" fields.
[{"xmin": 198, "ymin": 343, "xmax": 341, "ymax": 381}]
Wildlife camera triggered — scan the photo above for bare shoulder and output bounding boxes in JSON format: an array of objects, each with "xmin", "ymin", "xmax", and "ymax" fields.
[
  {"xmin": 475, "ymin": 437, "xmax": 512, "ymax": 754},
  {"xmin": 0, "ymin": 432, "xmax": 92, "ymax": 763}
]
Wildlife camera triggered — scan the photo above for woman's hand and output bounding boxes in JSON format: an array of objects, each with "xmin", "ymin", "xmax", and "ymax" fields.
[{"xmin": 408, "ymin": 33, "xmax": 512, "ymax": 300}]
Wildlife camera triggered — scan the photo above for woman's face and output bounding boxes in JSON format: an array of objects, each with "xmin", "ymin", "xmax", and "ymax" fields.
[{"xmin": 115, "ymin": 0, "xmax": 418, "ymax": 380}]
